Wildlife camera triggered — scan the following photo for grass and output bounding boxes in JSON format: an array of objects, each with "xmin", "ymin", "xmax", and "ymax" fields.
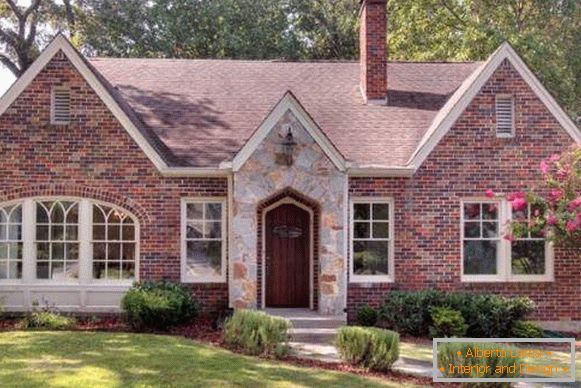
[
  {"xmin": 399, "ymin": 339, "xmax": 581, "ymax": 381},
  {"xmin": 0, "ymin": 331, "xmax": 421, "ymax": 388}
]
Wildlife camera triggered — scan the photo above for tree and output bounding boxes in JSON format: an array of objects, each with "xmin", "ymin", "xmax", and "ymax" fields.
[{"xmin": 0, "ymin": 0, "xmax": 77, "ymax": 77}]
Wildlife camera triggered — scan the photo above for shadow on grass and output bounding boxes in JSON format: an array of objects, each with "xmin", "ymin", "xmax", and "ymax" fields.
[{"xmin": 0, "ymin": 331, "xmax": 402, "ymax": 388}]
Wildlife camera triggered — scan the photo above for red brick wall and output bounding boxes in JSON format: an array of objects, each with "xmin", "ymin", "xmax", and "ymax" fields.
[
  {"xmin": 359, "ymin": 0, "xmax": 387, "ymax": 101},
  {"xmin": 348, "ymin": 59, "xmax": 580, "ymax": 322},
  {"xmin": 0, "ymin": 51, "xmax": 228, "ymax": 316}
]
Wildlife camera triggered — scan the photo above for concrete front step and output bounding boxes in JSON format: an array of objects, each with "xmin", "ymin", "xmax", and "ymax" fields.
[{"xmin": 264, "ymin": 308, "xmax": 345, "ymax": 344}]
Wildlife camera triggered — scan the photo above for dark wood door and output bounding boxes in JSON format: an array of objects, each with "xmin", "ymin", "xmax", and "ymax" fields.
[{"xmin": 265, "ymin": 203, "xmax": 310, "ymax": 307}]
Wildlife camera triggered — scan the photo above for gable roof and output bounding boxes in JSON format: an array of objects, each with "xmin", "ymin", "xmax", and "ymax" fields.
[
  {"xmin": 232, "ymin": 91, "xmax": 346, "ymax": 172},
  {"xmin": 408, "ymin": 42, "xmax": 581, "ymax": 168}
]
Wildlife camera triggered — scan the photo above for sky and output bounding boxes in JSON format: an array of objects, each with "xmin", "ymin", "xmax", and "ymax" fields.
[{"xmin": 0, "ymin": 68, "xmax": 16, "ymax": 96}]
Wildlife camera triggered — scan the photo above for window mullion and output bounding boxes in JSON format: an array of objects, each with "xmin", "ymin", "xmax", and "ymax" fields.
[
  {"xmin": 78, "ymin": 199, "xmax": 92, "ymax": 284},
  {"xmin": 22, "ymin": 199, "xmax": 35, "ymax": 283},
  {"xmin": 501, "ymin": 200, "xmax": 511, "ymax": 280}
]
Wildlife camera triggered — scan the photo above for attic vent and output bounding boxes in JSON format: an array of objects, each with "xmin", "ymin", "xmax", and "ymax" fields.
[
  {"xmin": 51, "ymin": 88, "xmax": 71, "ymax": 124},
  {"xmin": 495, "ymin": 95, "xmax": 514, "ymax": 137}
]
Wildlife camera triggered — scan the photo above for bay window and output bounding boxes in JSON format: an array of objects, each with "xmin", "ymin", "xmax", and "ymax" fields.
[
  {"xmin": 0, "ymin": 197, "xmax": 138, "ymax": 284},
  {"xmin": 350, "ymin": 198, "xmax": 394, "ymax": 283},
  {"xmin": 181, "ymin": 198, "xmax": 226, "ymax": 283},
  {"xmin": 461, "ymin": 199, "xmax": 553, "ymax": 282}
]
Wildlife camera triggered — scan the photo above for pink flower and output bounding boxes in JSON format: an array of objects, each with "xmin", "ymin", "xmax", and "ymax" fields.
[
  {"xmin": 485, "ymin": 189, "xmax": 495, "ymax": 198},
  {"xmin": 567, "ymin": 197, "xmax": 581, "ymax": 211},
  {"xmin": 540, "ymin": 160, "xmax": 549, "ymax": 174},
  {"xmin": 549, "ymin": 189, "xmax": 564, "ymax": 202},
  {"xmin": 565, "ymin": 220, "xmax": 578, "ymax": 233},
  {"xmin": 547, "ymin": 214, "xmax": 558, "ymax": 226},
  {"xmin": 577, "ymin": 212, "xmax": 581, "ymax": 222},
  {"xmin": 549, "ymin": 154, "xmax": 560, "ymax": 162},
  {"xmin": 511, "ymin": 197, "xmax": 527, "ymax": 211},
  {"xmin": 504, "ymin": 233, "xmax": 515, "ymax": 243},
  {"xmin": 507, "ymin": 191, "xmax": 525, "ymax": 201}
]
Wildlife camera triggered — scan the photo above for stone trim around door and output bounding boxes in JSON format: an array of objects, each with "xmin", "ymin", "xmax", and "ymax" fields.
[{"xmin": 256, "ymin": 187, "xmax": 320, "ymax": 311}]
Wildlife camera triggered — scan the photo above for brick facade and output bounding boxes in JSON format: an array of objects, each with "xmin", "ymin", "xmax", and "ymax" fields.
[
  {"xmin": 0, "ymin": 52, "xmax": 228, "ymax": 316},
  {"xmin": 347, "ymin": 60, "xmax": 580, "ymax": 322}
]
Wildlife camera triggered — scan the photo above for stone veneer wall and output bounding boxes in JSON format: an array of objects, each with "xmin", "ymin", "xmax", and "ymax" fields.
[{"xmin": 230, "ymin": 110, "xmax": 347, "ymax": 314}]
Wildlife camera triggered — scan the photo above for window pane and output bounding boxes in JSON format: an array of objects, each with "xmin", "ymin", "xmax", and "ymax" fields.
[
  {"xmin": 36, "ymin": 205, "xmax": 49, "ymax": 223},
  {"xmin": 37, "ymin": 225, "xmax": 49, "ymax": 241},
  {"xmin": 354, "ymin": 204, "xmax": 370, "ymax": 220},
  {"xmin": 482, "ymin": 203, "xmax": 498, "ymax": 220},
  {"xmin": 0, "ymin": 243, "xmax": 6, "ymax": 259},
  {"xmin": 354, "ymin": 222, "xmax": 370, "ymax": 239},
  {"xmin": 482, "ymin": 222, "xmax": 498, "ymax": 238},
  {"xmin": 8, "ymin": 224, "xmax": 21, "ymax": 240},
  {"xmin": 52, "ymin": 243, "xmax": 65, "ymax": 260},
  {"xmin": 36, "ymin": 262, "xmax": 49, "ymax": 279},
  {"xmin": 107, "ymin": 262, "xmax": 121, "ymax": 279},
  {"xmin": 372, "ymin": 222, "xmax": 389, "ymax": 239},
  {"xmin": 512, "ymin": 241, "xmax": 545, "ymax": 275},
  {"xmin": 93, "ymin": 243, "xmax": 107, "ymax": 260},
  {"xmin": 372, "ymin": 204, "xmax": 390, "ymax": 220},
  {"xmin": 66, "ymin": 204, "xmax": 79, "ymax": 223},
  {"xmin": 205, "ymin": 221, "xmax": 221, "ymax": 239},
  {"xmin": 0, "ymin": 224, "xmax": 5, "ymax": 240},
  {"xmin": 464, "ymin": 203, "xmax": 480, "ymax": 220},
  {"xmin": 8, "ymin": 261, "xmax": 22, "ymax": 279},
  {"xmin": 187, "ymin": 222, "xmax": 203, "ymax": 238},
  {"xmin": 93, "ymin": 225, "xmax": 106, "ymax": 241},
  {"xmin": 122, "ymin": 225, "xmax": 135, "ymax": 241},
  {"xmin": 353, "ymin": 241, "xmax": 389, "ymax": 275},
  {"xmin": 66, "ymin": 243, "xmax": 79, "ymax": 261},
  {"xmin": 108, "ymin": 224, "xmax": 120, "ymax": 241},
  {"xmin": 464, "ymin": 222, "xmax": 480, "ymax": 238},
  {"xmin": 93, "ymin": 206, "xmax": 106, "ymax": 223},
  {"xmin": 52, "ymin": 203, "xmax": 65, "ymax": 223},
  {"xmin": 93, "ymin": 261, "xmax": 106, "ymax": 279},
  {"xmin": 51, "ymin": 261, "xmax": 65, "ymax": 279},
  {"xmin": 108, "ymin": 243, "xmax": 121, "ymax": 262},
  {"xmin": 65, "ymin": 225, "xmax": 78, "ymax": 241},
  {"xmin": 463, "ymin": 240, "xmax": 497, "ymax": 275},
  {"xmin": 108, "ymin": 210, "xmax": 125, "ymax": 223},
  {"xmin": 65, "ymin": 261, "xmax": 79, "ymax": 279},
  {"xmin": 37, "ymin": 243, "xmax": 50, "ymax": 261},
  {"xmin": 51, "ymin": 225, "xmax": 64, "ymax": 241},
  {"xmin": 186, "ymin": 241, "xmax": 222, "ymax": 277},
  {"xmin": 205, "ymin": 203, "xmax": 222, "ymax": 220},
  {"xmin": 122, "ymin": 244, "xmax": 135, "ymax": 262},
  {"xmin": 121, "ymin": 262, "xmax": 135, "ymax": 279},
  {"xmin": 187, "ymin": 203, "xmax": 204, "ymax": 220}
]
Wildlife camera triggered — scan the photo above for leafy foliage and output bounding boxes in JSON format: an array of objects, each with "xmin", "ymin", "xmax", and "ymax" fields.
[
  {"xmin": 380, "ymin": 290, "xmax": 535, "ymax": 338},
  {"xmin": 223, "ymin": 309, "xmax": 291, "ymax": 357},
  {"xmin": 429, "ymin": 307, "xmax": 468, "ymax": 338},
  {"xmin": 336, "ymin": 326, "xmax": 399, "ymax": 372},
  {"xmin": 356, "ymin": 304, "xmax": 378, "ymax": 327},
  {"xmin": 121, "ymin": 281, "xmax": 200, "ymax": 330},
  {"xmin": 20, "ymin": 311, "xmax": 76, "ymax": 330},
  {"xmin": 510, "ymin": 321, "xmax": 544, "ymax": 338}
]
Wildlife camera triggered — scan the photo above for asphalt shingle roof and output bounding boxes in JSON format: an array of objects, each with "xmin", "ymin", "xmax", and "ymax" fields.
[{"xmin": 89, "ymin": 58, "xmax": 482, "ymax": 167}]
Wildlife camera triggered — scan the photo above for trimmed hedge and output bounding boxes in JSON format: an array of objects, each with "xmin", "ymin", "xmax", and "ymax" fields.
[
  {"xmin": 336, "ymin": 326, "xmax": 399, "ymax": 372},
  {"xmin": 121, "ymin": 281, "xmax": 200, "ymax": 330},
  {"xmin": 379, "ymin": 290, "xmax": 535, "ymax": 338},
  {"xmin": 223, "ymin": 309, "xmax": 291, "ymax": 357},
  {"xmin": 510, "ymin": 321, "xmax": 544, "ymax": 338},
  {"xmin": 429, "ymin": 307, "xmax": 468, "ymax": 338}
]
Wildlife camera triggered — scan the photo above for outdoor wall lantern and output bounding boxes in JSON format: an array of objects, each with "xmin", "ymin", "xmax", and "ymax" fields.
[{"xmin": 276, "ymin": 127, "xmax": 297, "ymax": 166}]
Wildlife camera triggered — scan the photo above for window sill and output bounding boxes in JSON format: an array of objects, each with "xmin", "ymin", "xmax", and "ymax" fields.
[
  {"xmin": 350, "ymin": 275, "xmax": 394, "ymax": 284},
  {"xmin": 461, "ymin": 275, "xmax": 554, "ymax": 283},
  {"xmin": 181, "ymin": 277, "xmax": 226, "ymax": 284}
]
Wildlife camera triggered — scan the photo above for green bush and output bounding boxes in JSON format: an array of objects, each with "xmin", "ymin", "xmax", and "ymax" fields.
[
  {"xmin": 438, "ymin": 342, "xmax": 521, "ymax": 387},
  {"xmin": 356, "ymin": 305, "xmax": 378, "ymax": 327},
  {"xmin": 510, "ymin": 321, "xmax": 544, "ymax": 338},
  {"xmin": 379, "ymin": 291, "xmax": 535, "ymax": 338},
  {"xmin": 223, "ymin": 309, "xmax": 291, "ymax": 357},
  {"xmin": 21, "ymin": 311, "xmax": 76, "ymax": 330},
  {"xmin": 336, "ymin": 326, "xmax": 399, "ymax": 372},
  {"xmin": 429, "ymin": 307, "xmax": 468, "ymax": 338},
  {"xmin": 121, "ymin": 281, "xmax": 200, "ymax": 330}
]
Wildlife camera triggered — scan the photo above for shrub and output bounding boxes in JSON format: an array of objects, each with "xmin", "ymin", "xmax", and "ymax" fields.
[
  {"xmin": 21, "ymin": 311, "xmax": 76, "ymax": 330},
  {"xmin": 511, "ymin": 321, "xmax": 544, "ymax": 338},
  {"xmin": 438, "ymin": 342, "xmax": 521, "ymax": 387},
  {"xmin": 379, "ymin": 291, "xmax": 535, "ymax": 338},
  {"xmin": 336, "ymin": 326, "xmax": 399, "ymax": 372},
  {"xmin": 121, "ymin": 281, "xmax": 200, "ymax": 330},
  {"xmin": 429, "ymin": 307, "xmax": 468, "ymax": 338},
  {"xmin": 223, "ymin": 309, "xmax": 291, "ymax": 357},
  {"xmin": 356, "ymin": 305, "xmax": 378, "ymax": 327}
]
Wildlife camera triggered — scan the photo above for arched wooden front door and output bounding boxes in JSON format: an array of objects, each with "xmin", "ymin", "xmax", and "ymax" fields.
[{"xmin": 265, "ymin": 203, "xmax": 310, "ymax": 307}]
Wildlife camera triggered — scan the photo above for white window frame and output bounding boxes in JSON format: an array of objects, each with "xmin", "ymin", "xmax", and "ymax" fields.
[
  {"xmin": 180, "ymin": 197, "xmax": 227, "ymax": 283},
  {"xmin": 50, "ymin": 87, "xmax": 71, "ymax": 125},
  {"xmin": 461, "ymin": 198, "xmax": 553, "ymax": 283},
  {"xmin": 349, "ymin": 197, "xmax": 395, "ymax": 283},
  {"xmin": 0, "ymin": 197, "xmax": 139, "ymax": 286},
  {"xmin": 495, "ymin": 94, "xmax": 515, "ymax": 138}
]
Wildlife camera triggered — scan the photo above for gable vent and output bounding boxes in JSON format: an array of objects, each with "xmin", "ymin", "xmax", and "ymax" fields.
[
  {"xmin": 495, "ymin": 95, "xmax": 514, "ymax": 137},
  {"xmin": 51, "ymin": 88, "xmax": 71, "ymax": 124}
]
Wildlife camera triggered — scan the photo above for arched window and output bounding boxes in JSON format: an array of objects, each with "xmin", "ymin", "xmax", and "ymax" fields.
[
  {"xmin": 0, "ymin": 204, "xmax": 23, "ymax": 279},
  {"xmin": 0, "ymin": 198, "xmax": 139, "ymax": 284}
]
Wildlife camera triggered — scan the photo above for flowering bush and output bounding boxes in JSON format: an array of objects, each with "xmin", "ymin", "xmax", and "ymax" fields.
[{"xmin": 487, "ymin": 145, "xmax": 580, "ymax": 247}]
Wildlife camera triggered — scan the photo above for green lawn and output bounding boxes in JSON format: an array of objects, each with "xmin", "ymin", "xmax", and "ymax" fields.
[{"xmin": 0, "ymin": 331, "xmax": 421, "ymax": 388}]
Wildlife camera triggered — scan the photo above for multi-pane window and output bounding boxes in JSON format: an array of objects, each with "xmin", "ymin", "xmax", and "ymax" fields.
[
  {"xmin": 0, "ymin": 198, "xmax": 139, "ymax": 284},
  {"xmin": 36, "ymin": 201, "xmax": 79, "ymax": 280},
  {"xmin": 461, "ymin": 199, "xmax": 553, "ymax": 282},
  {"xmin": 350, "ymin": 199, "xmax": 393, "ymax": 282},
  {"xmin": 0, "ymin": 204, "xmax": 23, "ymax": 279},
  {"xmin": 92, "ymin": 204, "xmax": 137, "ymax": 280},
  {"xmin": 511, "ymin": 204, "xmax": 546, "ymax": 275},
  {"xmin": 182, "ymin": 199, "xmax": 226, "ymax": 282},
  {"xmin": 462, "ymin": 201, "xmax": 500, "ymax": 275}
]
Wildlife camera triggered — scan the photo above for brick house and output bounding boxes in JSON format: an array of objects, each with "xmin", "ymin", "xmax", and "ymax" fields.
[{"xmin": 0, "ymin": 0, "xmax": 579, "ymax": 328}]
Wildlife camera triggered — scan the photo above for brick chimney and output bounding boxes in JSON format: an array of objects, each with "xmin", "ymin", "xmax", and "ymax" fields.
[{"xmin": 359, "ymin": 0, "xmax": 387, "ymax": 104}]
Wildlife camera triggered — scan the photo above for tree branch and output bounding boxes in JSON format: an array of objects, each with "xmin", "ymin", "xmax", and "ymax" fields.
[{"xmin": 0, "ymin": 53, "xmax": 20, "ymax": 76}]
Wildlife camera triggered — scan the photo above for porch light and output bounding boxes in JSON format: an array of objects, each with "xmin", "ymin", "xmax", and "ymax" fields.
[{"xmin": 277, "ymin": 127, "xmax": 297, "ymax": 166}]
